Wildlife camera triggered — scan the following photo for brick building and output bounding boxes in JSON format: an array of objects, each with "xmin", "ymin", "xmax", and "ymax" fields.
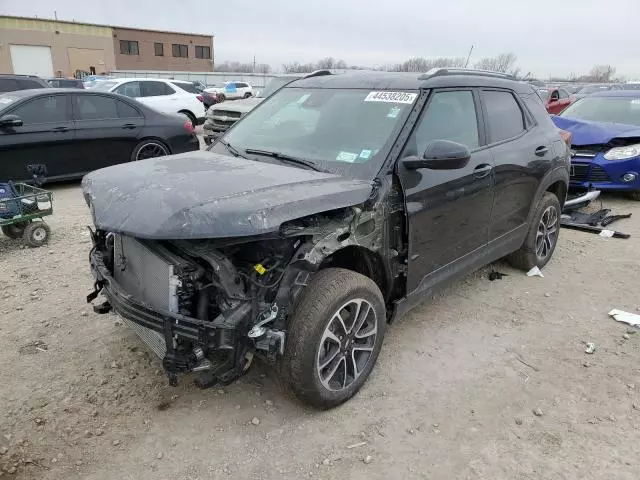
[{"xmin": 0, "ymin": 15, "xmax": 213, "ymax": 78}]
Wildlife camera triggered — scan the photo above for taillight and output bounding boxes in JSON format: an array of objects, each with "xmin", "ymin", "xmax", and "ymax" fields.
[
  {"xmin": 196, "ymin": 95, "xmax": 203, "ymax": 102},
  {"xmin": 183, "ymin": 121, "xmax": 195, "ymax": 134},
  {"xmin": 559, "ymin": 129, "xmax": 572, "ymax": 147}
]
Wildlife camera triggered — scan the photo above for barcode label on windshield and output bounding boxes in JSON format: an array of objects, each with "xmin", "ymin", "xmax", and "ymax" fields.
[{"xmin": 364, "ymin": 91, "xmax": 417, "ymax": 104}]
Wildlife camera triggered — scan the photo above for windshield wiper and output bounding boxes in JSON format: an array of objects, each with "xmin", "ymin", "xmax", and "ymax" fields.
[
  {"xmin": 217, "ymin": 138, "xmax": 247, "ymax": 159},
  {"xmin": 244, "ymin": 148, "xmax": 327, "ymax": 172}
]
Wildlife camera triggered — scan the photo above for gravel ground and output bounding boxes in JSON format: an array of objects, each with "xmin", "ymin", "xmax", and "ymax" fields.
[{"xmin": 1, "ymin": 182, "xmax": 639, "ymax": 480}]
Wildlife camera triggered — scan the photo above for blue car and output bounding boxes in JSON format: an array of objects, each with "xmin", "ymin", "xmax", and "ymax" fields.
[{"xmin": 552, "ymin": 91, "xmax": 640, "ymax": 200}]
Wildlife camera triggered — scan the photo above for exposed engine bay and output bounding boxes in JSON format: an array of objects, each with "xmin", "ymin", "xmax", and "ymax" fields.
[{"xmin": 87, "ymin": 195, "xmax": 405, "ymax": 389}]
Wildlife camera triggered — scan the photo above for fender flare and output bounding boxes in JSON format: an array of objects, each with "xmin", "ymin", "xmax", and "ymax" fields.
[{"xmin": 526, "ymin": 167, "xmax": 569, "ymax": 225}]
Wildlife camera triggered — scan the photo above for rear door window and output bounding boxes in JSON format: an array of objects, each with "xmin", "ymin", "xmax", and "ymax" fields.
[
  {"xmin": 141, "ymin": 81, "xmax": 175, "ymax": 97},
  {"xmin": 19, "ymin": 79, "xmax": 46, "ymax": 90},
  {"xmin": 172, "ymin": 82, "xmax": 199, "ymax": 94},
  {"xmin": 74, "ymin": 95, "xmax": 118, "ymax": 120},
  {"xmin": 12, "ymin": 95, "xmax": 69, "ymax": 124},
  {"xmin": 116, "ymin": 100, "xmax": 142, "ymax": 118},
  {"xmin": 481, "ymin": 90, "xmax": 526, "ymax": 143}
]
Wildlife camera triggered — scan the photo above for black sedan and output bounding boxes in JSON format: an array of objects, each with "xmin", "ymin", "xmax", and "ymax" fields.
[{"xmin": 0, "ymin": 89, "xmax": 200, "ymax": 182}]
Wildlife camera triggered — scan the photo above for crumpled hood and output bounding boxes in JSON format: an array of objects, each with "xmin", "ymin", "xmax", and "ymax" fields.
[
  {"xmin": 552, "ymin": 115, "xmax": 640, "ymax": 146},
  {"xmin": 82, "ymin": 151, "xmax": 373, "ymax": 239}
]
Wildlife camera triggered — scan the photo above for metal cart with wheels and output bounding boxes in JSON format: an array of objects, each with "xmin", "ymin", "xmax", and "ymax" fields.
[{"xmin": 0, "ymin": 182, "xmax": 53, "ymax": 247}]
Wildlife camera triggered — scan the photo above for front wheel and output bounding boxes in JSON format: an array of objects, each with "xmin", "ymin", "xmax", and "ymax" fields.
[
  {"xmin": 281, "ymin": 268, "xmax": 386, "ymax": 409},
  {"xmin": 508, "ymin": 192, "xmax": 561, "ymax": 270},
  {"xmin": 23, "ymin": 221, "xmax": 50, "ymax": 248}
]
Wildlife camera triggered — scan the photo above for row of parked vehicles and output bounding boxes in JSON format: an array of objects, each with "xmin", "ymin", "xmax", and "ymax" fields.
[{"xmin": 2, "ymin": 67, "xmax": 639, "ymax": 410}]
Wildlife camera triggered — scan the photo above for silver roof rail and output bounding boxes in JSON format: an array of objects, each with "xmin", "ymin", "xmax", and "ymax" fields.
[{"xmin": 419, "ymin": 68, "xmax": 514, "ymax": 80}]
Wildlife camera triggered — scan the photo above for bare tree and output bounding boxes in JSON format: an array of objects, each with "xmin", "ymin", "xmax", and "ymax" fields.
[
  {"xmin": 583, "ymin": 65, "xmax": 616, "ymax": 82},
  {"xmin": 473, "ymin": 53, "xmax": 517, "ymax": 73},
  {"xmin": 215, "ymin": 61, "xmax": 271, "ymax": 74},
  {"xmin": 388, "ymin": 57, "xmax": 466, "ymax": 72},
  {"xmin": 283, "ymin": 58, "xmax": 349, "ymax": 73}
]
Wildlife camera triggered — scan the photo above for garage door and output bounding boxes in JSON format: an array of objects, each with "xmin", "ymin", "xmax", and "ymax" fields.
[{"xmin": 10, "ymin": 45, "xmax": 54, "ymax": 78}]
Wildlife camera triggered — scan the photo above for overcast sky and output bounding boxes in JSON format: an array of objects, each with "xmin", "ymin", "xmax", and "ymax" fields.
[{"xmin": 3, "ymin": 0, "xmax": 639, "ymax": 79}]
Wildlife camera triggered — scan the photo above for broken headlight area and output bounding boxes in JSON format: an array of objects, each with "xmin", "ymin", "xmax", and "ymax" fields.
[{"xmin": 88, "ymin": 230, "xmax": 313, "ymax": 388}]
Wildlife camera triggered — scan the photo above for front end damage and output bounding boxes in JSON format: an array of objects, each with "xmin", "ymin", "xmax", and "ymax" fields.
[{"xmin": 87, "ymin": 195, "xmax": 402, "ymax": 388}]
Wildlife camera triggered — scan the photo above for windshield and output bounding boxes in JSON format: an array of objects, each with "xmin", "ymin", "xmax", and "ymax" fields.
[
  {"xmin": 0, "ymin": 93, "xmax": 19, "ymax": 109},
  {"xmin": 215, "ymin": 87, "xmax": 417, "ymax": 179},
  {"xmin": 258, "ymin": 77, "xmax": 296, "ymax": 98},
  {"xmin": 560, "ymin": 96, "xmax": 640, "ymax": 126},
  {"xmin": 90, "ymin": 81, "xmax": 118, "ymax": 91},
  {"xmin": 538, "ymin": 89, "xmax": 550, "ymax": 101}
]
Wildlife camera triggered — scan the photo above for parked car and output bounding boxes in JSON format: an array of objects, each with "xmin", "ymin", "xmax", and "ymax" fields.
[
  {"xmin": 538, "ymin": 87, "xmax": 573, "ymax": 114},
  {"xmin": 189, "ymin": 82, "xmax": 219, "ymax": 110},
  {"xmin": 45, "ymin": 78, "xmax": 85, "ymax": 89},
  {"xmin": 0, "ymin": 74, "xmax": 50, "ymax": 93},
  {"xmin": 92, "ymin": 78, "xmax": 206, "ymax": 126},
  {"xmin": 84, "ymin": 68, "xmax": 569, "ymax": 409},
  {"xmin": 552, "ymin": 91, "xmax": 640, "ymax": 200},
  {"xmin": 621, "ymin": 82, "xmax": 640, "ymax": 91},
  {"xmin": 202, "ymin": 74, "xmax": 307, "ymax": 143},
  {"xmin": 205, "ymin": 81, "xmax": 253, "ymax": 101},
  {"xmin": 0, "ymin": 89, "xmax": 199, "ymax": 183},
  {"xmin": 571, "ymin": 84, "xmax": 620, "ymax": 100}
]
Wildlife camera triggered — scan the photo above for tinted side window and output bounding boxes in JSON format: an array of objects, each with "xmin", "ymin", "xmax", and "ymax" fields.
[
  {"xmin": 114, "ymin": 82, "xmax": 141, "ymax": 98},
  {"xmin": 172, "ymin": 82, "xmax": 199, "ymax": 94},
  {"xmin": 236, "ymin": 83, "xmax": 248, "ymax": 88},
  {"xmin": 74, "ymin": 95, "xmax": 118, "ymax": 120},
  {"xmin": 13, "ymin": 95, "xmax": 68, "ymax": 124},
  {"xmin": 482, "ymin": 90, "xmax": 525, "ymax": 143},
  {"xmin": 116, "ymin": 100, "xmax": 142, "ymax": 118},
  {"xmin": 20, "ymin": 79, "xmax": 46, "ymax": 90},
  {"xmin": 0, "ymin": 78, "xmax": 19, "ymax": 92},
  {"xmin": 403, "ymin": 90, "xmax": 479, "ymax": 156},
  {"xmin": 141, "ymin": 81, "xmax": 174, "ymax": 97}
]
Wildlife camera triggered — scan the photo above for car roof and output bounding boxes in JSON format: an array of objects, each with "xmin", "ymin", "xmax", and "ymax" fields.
[
  {"xmin": 290, "ymin": 70, "xmax": 535, "ymax": 93},
  {"xmin": 590, "ymin": 90, "xmax": 640, "ymax": 98},
  {"xmin": 2, "ymin": 88, "xmax": 138, "ymax": 98}
]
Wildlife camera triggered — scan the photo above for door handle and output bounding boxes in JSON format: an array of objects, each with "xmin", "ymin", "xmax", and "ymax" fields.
[
  {"xmin": 51, "ymin": 126, "xmax": 69, "ymax": 132},
  {"xmin": 121, "ymin": 123, "xmax": 137, "ymax": 130},
  {"xmin": 535, "ymin": 146, "xmax": 549, "ymax": 157},
  {"xmin": 473, "ymin": 164, "xmax": 493, "ymax": 178}
]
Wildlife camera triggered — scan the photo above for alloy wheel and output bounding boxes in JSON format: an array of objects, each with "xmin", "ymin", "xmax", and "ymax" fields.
[
  {"xmin": 535, "ymin": 205, "xmax": 559, "ymax": 261},
  {"xmin": 316, "ymin": 298, "xmax": 378, "ymax": 392},
  {"xmin": 136, "ymin": 142, "xmax": 169, "ymax": 161}
]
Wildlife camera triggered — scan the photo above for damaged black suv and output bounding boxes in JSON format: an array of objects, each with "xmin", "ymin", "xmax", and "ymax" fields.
[{"xmin": 84, "ymin": 68, "xmax": 570, "ymax": 409}]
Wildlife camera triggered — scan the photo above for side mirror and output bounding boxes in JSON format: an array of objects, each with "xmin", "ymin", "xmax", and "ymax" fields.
[
  {"xmin": 0, "ymin": 114, "xmax": 23, "ymax": 128},
  {"xmin": 402, "ymin": 140, "xmax": 471, "ymax": 170}
]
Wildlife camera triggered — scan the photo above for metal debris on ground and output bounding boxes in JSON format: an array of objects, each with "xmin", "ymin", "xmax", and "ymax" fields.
[
  {"xmin": 608, "ymin": 309, "xmax": 640, "ymax": 328},
  {"xmin": 488, "ymin": 271, "xmax": 508, "ymax": 281},
  {"xmin": 560, "ymin": 200, "xmax": 631, "ymax": 239},
  {"xmin": 526, "ymin": 266, "xmax": 544, "ymax": 278},
  {"xmin": 585, "ymin": 343, "xmax": 596, "ymax": 354}
]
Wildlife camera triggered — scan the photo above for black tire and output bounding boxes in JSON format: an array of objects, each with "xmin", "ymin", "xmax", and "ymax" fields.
[
  {"xmin": 281, "ymin": 268, "xmax": 386, "ymax": 409},
  {"xmin": 130, "ymin": 139, "xmax": 170, "ymax": 162},
  {"xmin": 23, "ymin": 221, "xmax": 50, "ymax": 248},
  {"xmin": 508, "ymin": 192, "xmax": 561, "ymax": 271},
  {"xmin": 1, "ymin": 221, "xmax": 29, "ymax": 239},
  {"xmin": 628, "ymin": 191, "xmax": 640, "ymax": 201},
  {"xmin": 243, "ymin": 92, "xmax": 252, "ymax": 99},
  {"xmin": 217, "ymin": 93, "xmax": 226, "ymax": 102}
]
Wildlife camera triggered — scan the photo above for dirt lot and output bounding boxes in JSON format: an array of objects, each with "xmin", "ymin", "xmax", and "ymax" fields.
[{"xmin": 1, "ymin": 182, "xmax": 639, "ymax": 480}]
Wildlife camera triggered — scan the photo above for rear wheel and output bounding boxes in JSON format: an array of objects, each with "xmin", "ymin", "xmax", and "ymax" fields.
[
  {"xmin": 243, "ymin": 92, "xmax": 252, "ymax": 99},
  {"xmin": 23, "ymin": 221, "xmax": 50, "ymax": 248},
  {"xmin": 217, "ymin": 93, "xmax": 226, "ymax": 102},
  {"xmin": 281, "ymin": 268, "xmax": 386, "ymax": 409},
  {"xmin": 2, "ymin": 221, "xmax": 29, "ymax": 239},
  {"xmin": 131, "ymin": 140, "xmax": 170, "ymax": 162},
  {"xmin": 508, "ymin": 192, "xmax": 561, "ymax": 270}
]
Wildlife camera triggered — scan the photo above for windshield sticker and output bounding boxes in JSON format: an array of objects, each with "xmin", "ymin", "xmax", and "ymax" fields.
[
  {"xmin": 365, "ymin": 91, "xmax": 417, "ymax": 104},
  {"xmin": 336, "ymin": 151, "xmax": 359, "ymax": 162},
  {"xmin": 387, "ymin": 106, "xmax": 401, "ymax": 118},
  {"xmin": 359, "ymin": 149, "xmax": 372, "ymax": 159}
]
